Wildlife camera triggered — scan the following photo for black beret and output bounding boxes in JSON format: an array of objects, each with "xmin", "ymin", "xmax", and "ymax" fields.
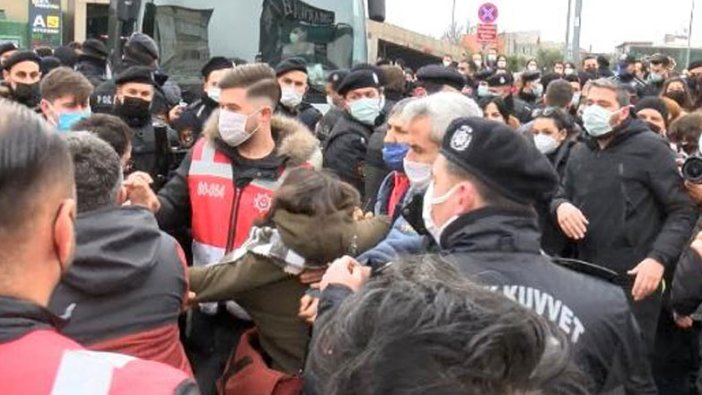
[
  {"xmin": 337, "ymin": 69, "xmax": 383, "ymax": 96},
  {"xmin": 351, "ymin": 63, "xmax": 387, "ymax": 85},
  {"xmin": 634, "ymin": 97, "xmax": 670, "ymax": 126},
  {"xmin": 81, "ymin": 38, "xmax": 108, "ymax": 60},
  {"xmin": 0, "ymin": 42, "xmax": 18, "ymax": 57},
  {"xmin": 487, "ymin": 72, "xmax": 513, "ymax": 87},
  {"xmin": 521, "ymin": 70, "xmax": 541, "ymax": 83},
  {"xmin": 3, "ymin": 51, "xmax": 41, "ymax": 71},
  {"xmin": 40, "ymin": 56, "xmax": 61, "ymax": 75},
  {"xmin": 124, "ymin": 33, "xmax": 159, "ymax": 63},
  {"xmin": 53, "ymin": 46, "xmax": 77, "ymax": 67},
  {"xmin": 689, "ymin": 59, "xmax": 702, "ymax": 71},
  {"xmin": 327, "ymin": 69, "xmax": 350, "ymax": 92},
  {"xmin": 440, "ymin": 117, "xmax": 558, "ymax": 204},
  {"xmin": 416, "ymin": 64, "xmax": 465, "ymax": 91},
  {"xmin": 114, "ymin": 65, "xmax": 156, "ymax": 86},
  {"xmin": 275, "ymin": 57, "xmax": 307, "ymax": 77},
  {"xmin": 649, "ymin": 53, "xmax": 670, "ymax": 66},
  {"xmin": 201, "ymin": 56, "xmax": 233, "ymax": 78}
]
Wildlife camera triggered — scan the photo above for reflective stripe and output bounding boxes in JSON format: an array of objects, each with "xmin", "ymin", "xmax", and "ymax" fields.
[
  {"xmin": 192, "ymin": 240, "xmax": 225, "ymax": 266},
  {"xmin": 200, "ymin": 141, "xmax": 216, "ymax": 162},
  {"xmin": 189, "ymin": 160, "xmax": 233, "ymax": 178},
  {"xmin": 50, "ymin": 350, "xmax": 135, "ymax": 395}
]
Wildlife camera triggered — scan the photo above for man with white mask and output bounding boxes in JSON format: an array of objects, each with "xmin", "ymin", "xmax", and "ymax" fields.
[
  {"xmin": 274, "ymin": 57, "xmax": 321, "ymax": 131},
  {"xmin": 126, "ymin": 63, "xmax": 322, "ymax": 394}
]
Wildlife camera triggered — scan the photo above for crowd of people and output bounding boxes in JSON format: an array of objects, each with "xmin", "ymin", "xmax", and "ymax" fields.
[{"xmin": 4, "ymin": 32, "xmax": 702, "ymax": 394}]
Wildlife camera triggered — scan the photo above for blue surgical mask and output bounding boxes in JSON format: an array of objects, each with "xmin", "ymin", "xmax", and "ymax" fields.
[
  {"xmin": 349, "ymin": 97, "xmax": 382, "ymax": 125},
  {"xmin": 477, "ymin": 85, "xmax": 491, "ymax": 97},
  {"xmin": 532, "ymin": 84, "xmax": 544, "ymax": 98},
  {"xmin": 207, "ymin": 87, "xmax": 221, "ymax": 102},
  {"xmin": 648, "ymin": 72, "xmax": 664, "ymax": 83},
  {"xmin": 382, "ymin": 143, "xmax": 409, "ymax": 172},
  {"xmin": 57, "ymin": 109, "xmax": 91, "ymax": 132},
  {"xmin": 582, "ymin": 104, "xmax": 623, "ymax": 138}
]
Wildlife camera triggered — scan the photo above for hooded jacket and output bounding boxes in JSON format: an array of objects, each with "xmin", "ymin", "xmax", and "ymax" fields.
[
  {"xmin": 189, "ymin": 209, "xmax": 390, "ymax": 374},
  {"xmin": 551, "ymin": 118, "xmax": 697, "ymax": 276},
  {"xmin": 49, "ymin": 206, "xmax": 191, "ymax": 374}
]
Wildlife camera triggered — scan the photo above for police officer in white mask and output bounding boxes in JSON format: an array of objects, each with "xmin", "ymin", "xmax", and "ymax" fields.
[{"xmin": 274, "ymin": 57, "xmax": 321, "ymax": 131}]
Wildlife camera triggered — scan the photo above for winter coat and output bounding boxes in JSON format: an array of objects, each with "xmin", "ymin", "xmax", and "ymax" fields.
[
  {"xmin": 323, "ymin": 112, "xmax": 374, "ymax": 197},
  {"xmin": 189, "ymin": 209, "xmax": 390, "ymax": 374},
  {"xmin": 538, "ymin": 140, "xmax": 577, "ymax": 256},
  {"xmin": 75, "ymin": 58, "xmax": 108, "ymax": 88},
  {"xmin": 315, "ymin": 106, "xmax": 344, "ymax": 145},
  {"xmin": 276, "ymin": 101, "xmax": 321, "ymax": 132},
  {"xmin": 48, "ymin": 206, "xmax": 191, "ymax": 374}
]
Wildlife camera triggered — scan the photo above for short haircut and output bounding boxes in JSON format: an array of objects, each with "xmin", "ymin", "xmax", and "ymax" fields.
[
  {"xmin": 0, "ymin": 100, "xmax": 73, "ymax": 247},
  {"xmin": 478, "ymin": 96, "xmax": 510, "ymax": 124},
  {"xmin": 218, "ymin": 63, "xmax": 281, "ymax": 106},
  {"xmin": 65, "ymin": 132, "xmax": 122, "ymax": 213},
  {"xmin": 380, "ymin": 65, "xmax": 405, "ymax": 96},
  {"xmin": 40, "ymin": 67, "xmax": 94, "ymax": 104},
  {"xmin": 403, "ymin": 92, "xmax": 482, "ymax": 144},
  {"xmin": 72, "ymin": 114, "xmax": 133, "ymax": 158},
  {"xmin": 387, "ymin": 97, "xmax": 415, "ymax": 120},
  {"xmin": 545, "ymin": 79, "xmax": 574, "ymax": 108},
  {"xmin": 307, "ymin": 256, "xmax": 587, "ymax": 395},
  {"xmin": 669, "ymin": 112, "xmax": 702, "ymax": 144},
  {"xmin": 588, "ymin": 78, "xmax": 630, "ymax": 107}
]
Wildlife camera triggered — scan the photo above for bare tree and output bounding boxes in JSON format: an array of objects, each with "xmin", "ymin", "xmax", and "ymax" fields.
[{"xmin": 441, "ymin": 21, "xmax": 465, "ymax": 45}]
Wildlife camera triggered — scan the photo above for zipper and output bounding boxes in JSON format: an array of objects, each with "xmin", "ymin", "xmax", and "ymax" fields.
[{"xmin": 225, "ymin": 184, "xmax": 245, "ymax": 254}]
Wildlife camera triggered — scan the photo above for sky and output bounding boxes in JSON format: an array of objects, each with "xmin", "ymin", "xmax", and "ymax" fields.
[{"xmin": 385, "ymin": 0, "xmax": 699, "ymax": 53}]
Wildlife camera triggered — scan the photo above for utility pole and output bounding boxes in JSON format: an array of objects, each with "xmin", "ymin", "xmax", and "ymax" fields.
[
  {"xmin": 572, "ymin": 0, "xmax": 583, "ymax": 64},
  {"xmin": 564, "ymin": 0, "xmax": 572, "ymax": 61},
  {"xmin": 451, "ymin": 0, "xmax": 457, "ymax": 37},
  {"xmin": 687, "ymin": 0, "xmax": 696, "ymax": 69}
]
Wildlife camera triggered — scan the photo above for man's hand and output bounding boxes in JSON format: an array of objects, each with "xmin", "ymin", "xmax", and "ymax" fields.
[
  {"xmin": 628, "ymin": 258, "xmax": 665, "ymax": 301},
  {"xmin": 320, "ymin": 256, "xmax": 371, "ymax": 292},
  {"xmin": 125, "ymin": 171, "xmax": 153, "ymax": 186},
  {"xmin": 685, "ymin": 181, "xmax": 702, "ymax": 205},
  {"xmin": 556, "ymin": 202, "xmax": 589, "ymax": 240},
  {"xmin": 298, "ymin": 294, "xmax": 319, "ymax": 325},
  {"xmin": 691, "ymin": 231, "xmax": 702, "ymax": 259},
  {"xmin": 124, "ymin": 176, "xmax": 161, "ymax": 213},
  {"xmin": 674, "ymin": 312, "xmax": 694, "ymax": 329},
  {"xmin": 299, "ymin": 267, "xmax": 327, "ymax": 285},
  {"xmin": 168, "ymin": 105, "xmax": 184, "ymax": 124},
  {"xmin": 353, "ymin": 207, "xmax": 374, "ymax": 221}
]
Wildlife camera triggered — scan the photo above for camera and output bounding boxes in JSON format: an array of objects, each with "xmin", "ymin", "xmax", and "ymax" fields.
[{"xmin": 682, "ymin": 156, "xmax": 702, "ymax": 184}]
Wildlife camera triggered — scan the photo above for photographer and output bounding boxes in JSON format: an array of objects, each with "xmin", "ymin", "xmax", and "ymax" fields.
[{"xmin": 673, "ymin": 113, "xmax": 702, "ymax": 203}]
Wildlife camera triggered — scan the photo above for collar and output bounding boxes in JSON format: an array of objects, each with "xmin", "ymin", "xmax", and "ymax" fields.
[
  {"xmin": 440, "ymin": 207, "xmax": 542, "ymax": 255},
  {"xmin": 0, "ymin": 296, "xmax": 65, "ymax": 343}
]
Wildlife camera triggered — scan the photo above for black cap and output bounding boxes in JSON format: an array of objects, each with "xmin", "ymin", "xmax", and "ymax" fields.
[
  {"xmin": 40, "ymin": 56, "xmax": 61, "ymax": 75},
  {"xmin": 0, "ymin": 42, "xmax": 18, "ymax": 58},
  {"xmin": 81, "ymin": 38, "xmax": 108, "ymax": 60},
  {"xmin": 114, "ymin": 65, "xmax": 156, "ymax": 86},
  {"xmin": 487, "ymin": 72, "xmax": 513, "ymax": 87},
  {"xmin": 53, "ymin": 46, "xmax": 77, "ymax": 67},
  {"xmin": 440, "ymin": 117, "xmax": 558, "ymax": 204},
  {"xmin": 351, "ymin": 63, "xmax": 387, "ymax": 85},
  {"xmin": 3, "ymin": 51, "xmax": 41, "ymax": 71},
  {"xmin": 275, "ymin": 57, "xmax": 307, "ymax": 77},
  {"xmin": 124, "ymin": 33, "xmax": 159, "ymax": 64},
  {"xmin": 337, "ymin": 69, "xmax": 383, "ymax": 96},
  {"xmin": 416, "ymin": 64, "xmax": 465, "ymax": 91},
  {"xmin": 521, "ymin": 70, "xmax": 541, "ymax": 83},
  {"xmin": 634, "ymin": 97, "xmax": 670, "ymax": 126},
  {"xmin": 688, "ymin": 59, "xmax": 702, "ymax": 71},
  {"xmin": 649, "ymin": 53, "xmax": 670, "ymax": 66},
  {"xmin": 201, "ymin": 56, "xmax": 233, "ymax": 78},
  {"xmin": 327, "ymin": 69, "xmax": 350, "ymax": 92}
]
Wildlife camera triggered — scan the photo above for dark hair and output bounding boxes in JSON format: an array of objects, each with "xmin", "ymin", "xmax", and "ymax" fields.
[
  {"xmin": 669, "ymin": 112, "xmax": 702, "ymax": 149},
  {"xmin": 478, "ymin": 96, "xmax": 510, "ymax": 124},
  {"xmin": 218, "ymin": 63, "xmax": 281, "ymax": 106},
  {"xmin": 65, "ymin": 132, "xmax": 122, "ymax": 213},
  {"xmin": 661, "ymin": 77, "xmax": 694, "ymax": 110},
  {"xmin": 582, "ymin": 55, "xmax": 596, "ymax": 65},
  {"xmin": 533, "ymin": 107, "xmax": 575, "ymax": 135},
  {"xmin": 0, "ymin": 100, "xmax": 73, "ymax": 244},
  {"xmin": 545, "ymin": 79, "xmax": 574, "ymax": 108},
  {"xmin": 40, "ymin": 67, "xmax": 94, "ymax": 104},
  {"xmin": 306, "ymin": 256, "xmax": 588, "ymax": 395},
  {"xmin": 72, "ymin": 114, "xmax": 133, "ymax": 158},
  {"xmin": 266, "ymin": 168, "xmax": 360, "ymax": 222},
  {"xmin": 380, "ymin": 65, "xmax": 405, "ymax": 97},
  {"xmin": 416, "ymin": 80, "xmax": 445, "ymax": 95},
  {"xmin": 564, "ymin": 73, "xmax": 581, "ymax": 86},
  {"xmin": 34, "ymin": 46, "xmax": 53, "ymax": 57}
]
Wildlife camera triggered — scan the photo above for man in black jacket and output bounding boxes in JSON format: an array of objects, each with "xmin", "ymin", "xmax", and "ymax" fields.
[
  {"xmin": 75, "ymin": 38, "xmax": 109, "ymax": 88},
  {"xmin": 274, "ymin": 57, "xmax": 321, "ymax": 131},
  {"xmin": 553, "ymin": 78, "xmax": 697, "ymax": 354},
  {"xmin": 179, "ymin": 56, "xmax": 233, "ymax": 139},
  {"xmin": 422, "ymin": 117, "xmax": 657, "ymax": 393}
]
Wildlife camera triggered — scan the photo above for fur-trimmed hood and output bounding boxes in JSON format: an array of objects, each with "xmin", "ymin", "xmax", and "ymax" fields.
[{"xmin": 203, "ymin": 109, "xmax": 321, "ymax": 168}]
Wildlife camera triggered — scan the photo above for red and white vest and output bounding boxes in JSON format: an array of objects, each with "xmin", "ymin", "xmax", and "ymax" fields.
[
  {"xmin": 188, "ymin": 138, "xmax": 302, "ymax": 267},
  {"xmin": 0, "ymin": 329, "xmax": 191, "ymax": 395}
]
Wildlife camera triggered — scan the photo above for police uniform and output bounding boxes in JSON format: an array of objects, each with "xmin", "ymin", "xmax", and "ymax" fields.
[
  {"xmin": 179, "ymin": 57, "xmax": 234, "ymax": 139},
  {"xmin": 274, "ymin": 58, "xmax": 321, "ymax": 132},
  {"xmin": 415, "ymin": 64, "xmax": 466, "ymax": 92},
  {"xmin": 434, "ymin": 118, "xmax": 657, "ymax": 394},
  {"xmin": 2, "ymin": 51, "xmax": 42, "ymax": 110},
  {"xmin": 485, "ymin": 72, "xmax": 533, "ymax": 123},
  {"xmin": 315, "ymin": 69, "xmax": 349, "ymax": 144}
]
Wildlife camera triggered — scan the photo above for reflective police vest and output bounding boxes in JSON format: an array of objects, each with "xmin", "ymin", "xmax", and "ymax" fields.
[
  {"xmin": 0, "ymin": 329, "xmax": 190, "ymax": 395},
  {"xmin": 187, "ymin": 138, "xmax": 285, "ymax": 266}
]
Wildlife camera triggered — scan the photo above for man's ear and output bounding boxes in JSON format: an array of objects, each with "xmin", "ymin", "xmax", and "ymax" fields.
[
  {"xmin": 2, "ymin": 70, "xmax": 8, "ymax": 81},
  {"xmin": 53, "ymin": 199, "xmax": 76, "ymax": 273},
  {"xmin": 40, "ymin": 99, "xmax": 52, "ymax": 120},
  {"xmin": 456, "ymin": 182, "xmax": 479, "ymax": 213},
  {"xmin": 116, "ymin": 185, "xmax": 128, "ymax": 206}
]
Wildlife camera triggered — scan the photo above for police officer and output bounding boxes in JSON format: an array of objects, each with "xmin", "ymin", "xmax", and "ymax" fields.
[
  {"xmin": 179, "ymin": 56, "xmax": 233, "ymax": 139},
  {"xmin": 274, "ymin": 57, "xmax": 321, "ymax": 131},
  {"xmin": 0, "ymin": 42, "xmax": 18, "ymax": 68},
  {"xmin": 315, "ymin": 69, "xmax": 349, "ymax": 144},
  {"xmin": 1, "ymin": 51, "xmax": 42, "ymax": 109},
  {"xmin": 414, "ymin": 64, "xmax": 466, "ymax": 97},
  {"xmin": 75, "ymin": 38, "xmax": 110, "ymax": 88},
  {"xmin": 422, "ymin": 117, "xmax": 657, "ymax": 394},
  {"xmin": 484, "ymin": 71, "xmax": 534, "ymax": 123},
  {"xmin": 112, "ymin": 66, "xmax": 178, "ymax": 181}
]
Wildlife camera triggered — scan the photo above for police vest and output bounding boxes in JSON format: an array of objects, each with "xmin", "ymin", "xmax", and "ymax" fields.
[
  {"xmin": 0, "ymin": 329, "xmax": 189, "ymax": 395},
  {"xmin": 187, "ymin": 138, "xmax": 293, "ymax": 266}
]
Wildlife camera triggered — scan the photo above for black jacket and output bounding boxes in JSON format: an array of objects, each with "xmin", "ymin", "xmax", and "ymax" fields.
[
  {"xmin": 75, "ymin": 58, "xmax": 107, "ymax": 88},
  {"xmin": 539, "ymin": 140, "xmax": 576, "ymax": 256},
  {"xmin": 552, "ymin": 118, "xmax": 697, "ymax": 276},
  {"xmin": 438, "ymin": 207, "xmax": 657, "ymax": 394},
  {"xmin": 315, "ymin": 106, "xmax": 344, "ymax": 144},
  {"xmin": 323, "ymin": 112, "xmax": 374, "ymax": 197},
  {"xmin": 276, "ymin": 102, "xmax": 321, "ymax": 132},
  {"xmin": 671, "ymin": 217, "xmax": 702, "ymax": 316},
  {"xmin": 180, "ymin": 95, "xmax": 218, "ymax": 136},
  {"xmin": 363, "ymin": 127, "xmax": 389, "ymax": 211}
]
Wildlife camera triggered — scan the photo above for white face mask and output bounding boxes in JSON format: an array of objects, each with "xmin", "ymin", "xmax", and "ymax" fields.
[
  {"xmin": 497, "ymin": 60, "xmax": 507, "ymax": 68},
  {"xmin": 326, "ymin": 95, "xmax": 335, "ymax": 107},
  {"xmin": 534, "ymin": 133, "xmax": 560, "ymax": 155},
  {"xmin": 218, "ymin": 108, "xmax": 260, "ymax": 147},
  {"xmin": 422, "ymin": 181, "xmax": 461, "ymax": 246},
  {"xmin": 207, "ymin": 87, "xmax": 221, "ymax": 102},
  {"xmin": 280, "ymin": 86, "xmax": 304, "ymax": 108},
  {"xmin": 528, "ymin": 64, "xmax": 538, "ymax": 72},
  {"xmin": 403, "ymin": 158, "xmax": 432, "ymax": 189}
]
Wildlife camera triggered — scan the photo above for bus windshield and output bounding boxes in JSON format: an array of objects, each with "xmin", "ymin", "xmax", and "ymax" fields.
[{"xmin": 141, "ymin": 0, "xmax": 368, "ymax": 92}]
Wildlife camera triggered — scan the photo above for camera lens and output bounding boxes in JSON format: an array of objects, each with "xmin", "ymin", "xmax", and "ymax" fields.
[{"xmin": 682, "ymin": 156, "xmax": 702, "ymax": 183}]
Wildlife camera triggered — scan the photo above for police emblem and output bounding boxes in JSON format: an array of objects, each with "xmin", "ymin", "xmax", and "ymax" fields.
[
  {"xmin": 450, "ymin": 125, "xmax": 473, "ymax": 151},
  {"xmin": 253, "ymin": 193, "xmax": 272, "ymax": 213}
]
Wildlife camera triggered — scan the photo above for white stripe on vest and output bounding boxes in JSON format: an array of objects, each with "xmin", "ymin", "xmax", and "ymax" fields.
[
  {"xmin": 190, "ymin": 142, "xmax": 233, "ymax": 179},
  {"xmin": 50, "ymin": 350, "xmax": 135, "ymax": 395}
]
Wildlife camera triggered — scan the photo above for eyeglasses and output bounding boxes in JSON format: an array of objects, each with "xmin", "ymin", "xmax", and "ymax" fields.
[{"xmin": 532, "ymin": 107, "xmax": 564, "ymax": 118}]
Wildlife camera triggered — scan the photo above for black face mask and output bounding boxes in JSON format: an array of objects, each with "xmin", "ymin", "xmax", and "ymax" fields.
[
  {"xmin": 664, "ymin": 91, "xmax": 688, "ymax": 108},
  {"xmin": 11, "ymin": 82, "xmax": 40, "ymax": 107},
  {"xmin": 115, "ymin": 96, "xmax": 151, "ymax": 127}
]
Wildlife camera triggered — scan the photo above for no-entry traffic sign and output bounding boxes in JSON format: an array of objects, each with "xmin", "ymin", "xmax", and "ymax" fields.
[{"xmin": 478, "ymin": 2, "xmax": 499, "ymax": 24}]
